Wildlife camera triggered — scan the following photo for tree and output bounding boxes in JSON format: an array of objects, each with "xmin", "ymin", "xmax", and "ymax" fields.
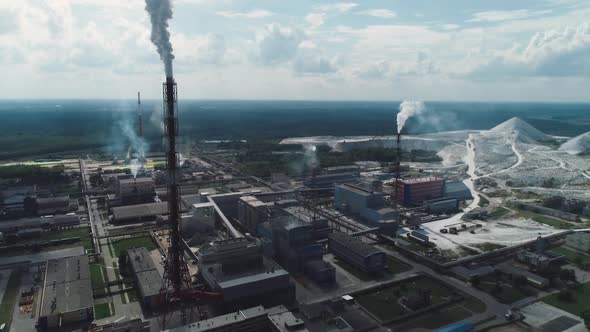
[{"xmin": 471, "ymin": 275, "xmax": 481, "ymax": 288}]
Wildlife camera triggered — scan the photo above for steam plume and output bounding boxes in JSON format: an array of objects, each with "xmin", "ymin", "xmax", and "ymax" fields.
[
  {"xmin": 145, "ymin": 0, "xmax": 175, "ymax": 77},
  {"xmin": 397, "ymin": 101, "xmax": 426, "ymax": 134},
  {"xmin": 303, "ymin": 144, "xmax": 318, "ymax": 169}
]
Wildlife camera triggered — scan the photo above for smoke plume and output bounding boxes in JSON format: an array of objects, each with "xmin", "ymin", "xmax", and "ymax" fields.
[
  {"xmin": 397, "ymin": 101, "xmax": 426, "ymax": 134},
  {"xmin": 145, "ymin": 0, "xmax": 175, "ymax": 77},
  {"xmin": 303, "ymin": 144, "xmax": 318, "ymax": 169},
  {"xmin": 120, "ymin": 120, "xmax": 148, "ymax": 178}
]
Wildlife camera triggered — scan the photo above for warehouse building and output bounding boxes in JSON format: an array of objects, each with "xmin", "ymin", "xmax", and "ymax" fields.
[
  {"xmin": 111, "ymin": 202, "xmax": 168, "ymax": 224},
  {"xmin": 0, "ymin": 185, "xmax": 36, "ymax": 217},
  {"xmin": 272, "ymin": 216, "xmax": 324, "ymax": 273},
  {"xmin": 35, "ymin": 196, "xmax": 74, "ymax": 215},
  {"xmin": 395, "ymin": 177, "xmax": 444, "ymax": 206},
  {"xmin": 0, "ymin": 214, "xmax": 80, "ymax": 234},
  {"xmin": 126, "ymin": 247, "xmax": 163, "ymax": 309},
  {"xmin": 38, "ymin": 255, "xmax": 93, "ymax": 329},
  {"xmin": 328, "ymin": 231, "xmax": 386, "ymax": 273},
  {"xmin": 197, "ymin": 238, "xmax": 295, "ymax": 311},
  {"xmin": 566, "ymin": 232, "xmax": 590, "ymax": 252}
]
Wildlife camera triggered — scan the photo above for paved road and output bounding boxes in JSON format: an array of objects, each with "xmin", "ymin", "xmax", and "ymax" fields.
[{"xmin": 80, "ymin": 159, "xmax": 143, "ymax": 325}]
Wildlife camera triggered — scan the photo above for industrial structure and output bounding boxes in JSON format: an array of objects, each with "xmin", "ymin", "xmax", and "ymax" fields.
[
  {"xmin": 334, "ymin": 182, "xmax": 399, "ymax": 234},
  {"xmin": 197, "ymin": 237, "xmax": 295, "ymax": 310},
  {"xmin": 127, "ymin": 247, "xmax": 164, "ymax": 309},
  {"xmin": 395, "ymin": 177, "xmax": 444, "ymax": 206},
  {"xmin": 38, "ymin": 255, "xmax": 94, "ymax": 329},
  {"xmin": 328, "ymin": 231, "xmax": 387, "ymax": 273},
  {"xmin": 114, "ymin": 177, "xmax": 155, "ymax": 205}
]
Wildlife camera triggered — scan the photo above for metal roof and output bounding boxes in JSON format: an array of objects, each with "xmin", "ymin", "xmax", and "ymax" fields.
[
  {"xmin": 112, "ymin": 202, "xmax": 168, "ymax": 220},
  {"xmin": 329, "ymin": 231, "xmax": 384, "ymax": 258}
]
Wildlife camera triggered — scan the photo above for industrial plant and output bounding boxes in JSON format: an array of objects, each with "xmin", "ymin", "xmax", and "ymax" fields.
[{"xmin": 0, "ymin": 1, "xmax": 589, "ymax": 332}]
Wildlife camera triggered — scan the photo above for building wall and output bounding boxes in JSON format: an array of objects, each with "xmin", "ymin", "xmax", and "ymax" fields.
[
  {"xmin": 396, "ymin": 178, "xmax": 443, "ymax": 205},
  {"xmin": 328, "ymin": 236, "xmax": 386, "ymax": 273}
]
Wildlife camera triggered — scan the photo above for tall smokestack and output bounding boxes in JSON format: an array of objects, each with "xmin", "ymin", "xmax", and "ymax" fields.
[{"xmin": 394, "ymin": 132, "xmax": 401, "ymax": 208}]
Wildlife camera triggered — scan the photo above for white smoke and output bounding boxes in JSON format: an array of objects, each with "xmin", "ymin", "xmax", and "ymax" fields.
[
  {"xmin": 120, "ymin": 120, "xmax": 148, "ymax": 178},
  {"xmin": 397, "ymin": 101, "xmax": 426, "ymax": 134},
  {"xmin": 303, "ymin": 144, "xmax": 318, "ymax": 169},
  {"xmin": 129, "ymin": 158, "xmax": 140, "ymax": 178},
  {"xmin": 145, "ymin": 0, "xmax": 175, "ymax": 77}
]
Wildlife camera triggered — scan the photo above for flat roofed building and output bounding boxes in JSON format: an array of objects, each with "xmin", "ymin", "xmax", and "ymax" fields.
[
  {"xmin": 111, "ymin": 202, "xmax": 168, "ymax": 224},
  {"xmin": 36, "ymin": 196, "xmax": 72, "ymax": 215},
  {"xmin": 38, "ymin": 255, "xmax": 93, "ymax": 329},
  {"xmin": 328, "ymin": 231, "xmax": 386, "ymax": 273},
  {"xmin": 127, "ymin": 247, "xmax": 163, "ymax": 308}
]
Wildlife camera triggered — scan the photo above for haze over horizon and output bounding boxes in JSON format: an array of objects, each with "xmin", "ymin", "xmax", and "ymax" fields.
[{"xmin": 1, "ymin": 0, "xmax": 590, "ymax": 102}]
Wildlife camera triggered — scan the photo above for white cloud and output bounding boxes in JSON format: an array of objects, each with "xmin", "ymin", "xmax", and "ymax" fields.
[
  {"xmin": 468, "ymin": 9, "xmax": 552, "ymax": 23},
  {"xmin": 358, "ymin": 9, "xmax": 397, "ymax": 19},
  {"xmin": 470, "ymin": 23, "xmax": 590, "ymax": 78},
  {"xmin": 255, "ymin": 23, "xmax": 304, "ymax": 65},
  {"xmin": 293, "ymin": 49, "xmax": 337, "ymax": 74},
  {"xmin": 442, "ymin": 24, "xmax": 460, "ymax": 30},
  {"xmin": 314, "ymin": 2, "xmax": 358, "ymax": 13},
  {"xmin": 216, "ymin": 10, "xmax": 273, "ymax": 19},
  {"xmin": 305, "ymin": 13, "xmax": 326, "ymax": 30}
]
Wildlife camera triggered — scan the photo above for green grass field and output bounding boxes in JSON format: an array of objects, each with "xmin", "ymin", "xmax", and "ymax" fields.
[
  {"xmin": 488, "ymin": 207, "xmax": 510, "ymax": 219},
  {"xmin": 392, "ymin": 304, "xmax": 473, "ymax": 330},
  {"xmin": 477, "ymin": 276, "xmax": 532, "ymax": 304},
  {"xmin": 44, "ymin": 226, "xmax": 93, "ymax": 250},
  {"xmin": 0, "ymin": 271, "xmax": 21, "ymax": 330},
  {"xmin": 356, "ymin": 276, "xmax": 454, "ymax": 322},
  {"xmin": 550, "ymin": 246, "xmax": 590, "ymax": 270},
  {"xmin": 94, "ymin": 302, "xmax": 114, "ymax": 320},
  {"xmin": 542, "ymin": 281, "xmax": 590, "ymax": 316},
  {"xmin": 387, "ymin": 256, "xmax": 412, "ymax": 274},
  {"xmin": 111, "ymin": 236, "xmax": 157, "ymax": 257},
  {"xmin": 517, "ymin": 210, "xmax": 575, "ymax": 229}
]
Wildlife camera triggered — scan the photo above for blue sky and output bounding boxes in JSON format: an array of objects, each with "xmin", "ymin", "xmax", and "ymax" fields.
[{"xmin": 1, "ymin": 0, "xmax": 589, "ymax": 101}]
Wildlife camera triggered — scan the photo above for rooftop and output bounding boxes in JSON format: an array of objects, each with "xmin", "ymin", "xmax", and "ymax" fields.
[
  {"xmin": 127, "ymin": 247, "xmax": 158, "ymax": 273},
  {"xmin": 329, "ymin": 231, "xmax": 384, "ymax": 258},
  {"xmin": 401, "ymin": 176, "xmax": 443, "ymax": 185},
  {"xmin": 40, "ymin": 255, "xmax": 93, "ymax": 317},
  {"xmin": 112, "ymin": 202, "xmax": 168, "ymax": 220},
  {"xmin": 136, "ymin": 269, "xmax": 163, "ymax": 298},
  {"xmin": 118, "ymin": 177, "xmax": 153, "ymax": 184}
]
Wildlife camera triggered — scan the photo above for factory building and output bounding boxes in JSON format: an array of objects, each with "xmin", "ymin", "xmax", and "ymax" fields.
[
  {"xmin": 334, "ymin": 182, "xmax": 399, "ymax": 235},
  {"xmin": 115, "ymin": 177, "xmax": 155, "ymax": 204},
  {"xmin": 165, "ymin": 305, "xmax": 308, "ymax": 332},
  {"xmin": 126, "ymin": 247, "xmax": 163, "ymax": 309},
  {"xmin": 272, "ymin": 216, "xmax": 324, "ymax": 273},
  {"xmin": 197, "ymin": 238, "xmax": 295, "ymax": 311},
  {"xmin": 35, "ymin": 196, "xmax": 74, "ymax": 215},
  {"xmin": 566, "ymin": 232, "xmax": 590, "ymax": 252},
  {"xmin": 323, "ymin": 165, "xmax": 360, "ymax": 176},
  {"xmin": 395, "ymin": 177, "xmax": 444, "ymax": 206},
  {"xmin": 238, "ymin": 195, "xmax": 270, "ymax": 234},
  {"xmin": 304, "ymin": 172, "xmax": 359, "ymax": 189},
  {"xmin": 423, "ymin": 198, "xmax": 459, "ymax": 214},
  {"xmin": 328, "ymin": 231, "xmax": 386, "ymax": 273},
  {"xmin": 111, "ymin": 202, "xmax": 168, "ymax": 224},
  {"xmin": 38, "ymin": 255, "xmax": 94, "ymax": 329},
  {"xmin": 443, "ymin": 181, "xmax": 472, "ymax": 201},
  {"xmin": 0, "ymin": 214, "xmax": 80, "ymax": 235},
  {"xmin": 0, "ymin": 185, "xmax": 36, "ymax": 217}
]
